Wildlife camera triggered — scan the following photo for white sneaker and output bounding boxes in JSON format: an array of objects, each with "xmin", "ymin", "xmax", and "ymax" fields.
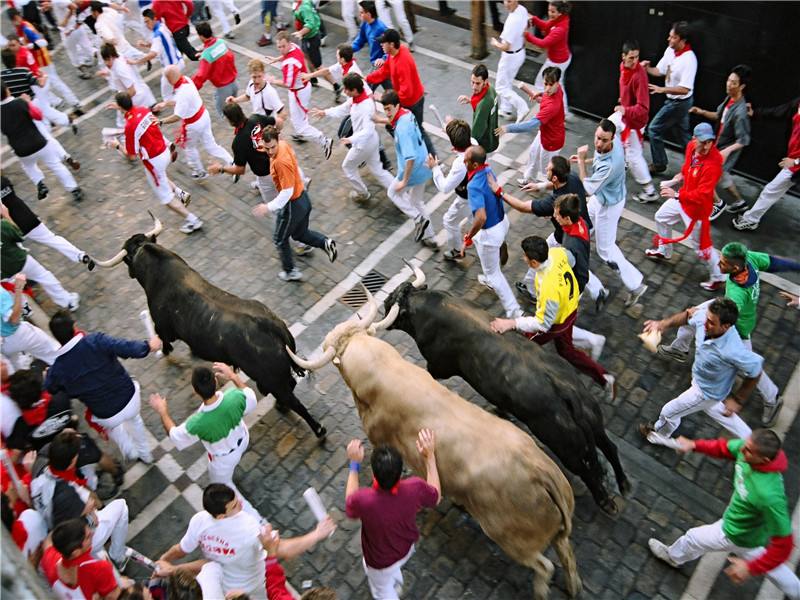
[
  {"xmin": 250, "ymin": 180, "xmax": 259, "ymax": 190},
  {"xmin": 179, "ymin": 218, "xmax": 203, "ymax": 234},
  {"xmin": 67, "ymin": 293, "xmax": 80, "ymax": 312},
  {"xmin": 348, "ymin": 190, "xmax": 371, "ymax": 202},
  {"xmin": 603, "ymin": 373, "xmax": 616, "ymax": 402},
  {"xmin": 176, "ymin": 189, "xmax": 191, "ymax": 207},
  {"xmin": 477, "ymin": 274, "xmax": 493, "ymax": 290},
  {"xmin": 648, "ymin": 539, "xmax": 680, "ymax": 568},
  {"xmin": 322, "ymin": 137, "xmax": 333, "ymax": 160},
  {"xmin": 589, "ymin": 334, "xmax": 606, "ymax": 361},
  {"xmin": 278, "ymin": 269, "xmax": 303, "ymax": 282},
  {"xmin": 190, "ymin": 171, "xmax": 209, "ymax": 181}
]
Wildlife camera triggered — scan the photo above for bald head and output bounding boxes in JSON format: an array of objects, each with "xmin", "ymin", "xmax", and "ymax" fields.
[
  {"xmin": 464, "ymin": 145, "xmax": 487, "ymax": 169},
  {"xmin": 165, "ymin": 65, "xmax": 182, "ymax": 85}
]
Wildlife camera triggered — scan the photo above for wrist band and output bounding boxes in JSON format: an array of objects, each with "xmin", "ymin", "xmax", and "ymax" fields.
[
  {"xmin": 495, "ymin": 186, "xmax": 503, "ymax": 197},
  {"xmin": 349, "ymin": 461, "xmax": 360, "ymax": 472},
  {"xmin": 463, "ymin": 234, "xmax": 473, "ymax": 248}
]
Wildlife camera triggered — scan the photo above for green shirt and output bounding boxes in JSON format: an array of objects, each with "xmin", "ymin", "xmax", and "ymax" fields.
[
  {"xmin": 293, "ymin": 0, "xmax": 321, "ymax": 39},
  {"xmin": 186, "ymin": 388, "xmax": 247, "ymax": 443},
  {"xmin": 722, "ymin": 439, "xmax": 792, "ymax": 548},
  {"xmin": 472, "ymin": 85, "xmax": 499, "ymax": 153},
  {"xmin": 1, "ymin": 220, "xmax": 27, "ymax": 279},
  {"xmin": 725, "ymin": 250, "xmax": 770, "ymax": 339}
]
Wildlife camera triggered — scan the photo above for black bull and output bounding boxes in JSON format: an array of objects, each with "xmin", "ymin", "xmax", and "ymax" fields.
[
  {"xmin": 116, "ymin": 233, "xmax": 326, "ymax": 438},
  {"xmin": 384, "ymin": 283, "xmax": 630, "ymax": 514}
]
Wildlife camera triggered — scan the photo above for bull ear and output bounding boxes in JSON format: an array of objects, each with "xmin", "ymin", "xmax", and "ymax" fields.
[{"xmin": 148, "ymin": 235, "xmax": 157, "ymax": 243}]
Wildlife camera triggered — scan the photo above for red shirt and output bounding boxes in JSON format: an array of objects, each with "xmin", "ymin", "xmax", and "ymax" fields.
[
  {"xmin": 680, "ymin": 140, "xmax": 723, "ymax": 219},
  {"xmin": 618, "ymin": 62, "xmax": 650, "ymax": 134},
  {"xmin": 280, "ymin": 43, "xmax": 308, "ymax": 90},
  {"xmin": 192, "ymin": 37, "xmax": 237, "ymax": 89},
  {"xmin": 123, "ymin": 106, "xmax": 167, "ymax": 159},
  {"xmin": 787, "ymin": 112, "xmax": 800, "ymax": 173},
  {"xmin": 152, "ymin": 0, "xmax": 193, "ymax": 33},
  {"xmin": 15, "ymin": 46, "xmax": 41, "ymax": 77},
  {"xmin": 41, "ymin": 547, "xmax": 118, "ymax": 599},
  {"xmin": 526, "ymin": 14, "xmax": 570, "ymax": 63},
  {"xmin": 365, "ymin": 45, "xmax": 424, "ymax": 107},
  {"xmin": 346, "ymin": 476, "xmax": 438, "ymax": 569},
  {"xmin": 537, "ymin": 85, "xmax": 565, "ymax": 151}
]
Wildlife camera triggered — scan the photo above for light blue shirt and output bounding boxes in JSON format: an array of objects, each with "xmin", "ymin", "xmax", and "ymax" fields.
[
  {"xmin": 583, "ymin": 137, "xmax": 626, "ymax": 206},
  {"xmin": 1, "ymin": 289, "xmax": 20, "ymax": 337},
  {"xmin": 690, "ymin": 306, "xmax": 763, "ymax": 402},
  {"xmin": 393, "ymin": 111, "xmax": 431, "ymax": 187}
]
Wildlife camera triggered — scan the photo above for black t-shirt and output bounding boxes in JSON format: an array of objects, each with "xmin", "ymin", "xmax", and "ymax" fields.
[
  {"xmin": 530, "ymin": 173, "xmax": 592, "ymax": 244},
  {"xmin": 231, "ymin": 114, "xmax": 275, "ymax": 177},
  {"xmin": 0, "ymin": 67, "xmax": 37, "ymax": 98},
  {"xmin": 1, "ymin": 176, "xmax": 40, "ymax": 235},
  {"xmin": 0, "ymin": 97, "xmax": 47, "ymax": 157}
]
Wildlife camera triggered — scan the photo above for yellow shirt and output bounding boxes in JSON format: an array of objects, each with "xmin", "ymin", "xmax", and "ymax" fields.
[{"xmin": 533, "ymin": 247, "xmax": 580, "ymax": 329}]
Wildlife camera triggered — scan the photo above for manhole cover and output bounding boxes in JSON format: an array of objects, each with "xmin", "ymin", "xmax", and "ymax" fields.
[{"xmin": 340, "ymin": 270, "xmax": 388, "ymax": 309}]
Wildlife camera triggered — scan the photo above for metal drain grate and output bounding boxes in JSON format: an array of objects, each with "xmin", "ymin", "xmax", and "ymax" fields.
[{"xmin": 339, "ymin": 270, "xmax": 388, "ymax": 309}]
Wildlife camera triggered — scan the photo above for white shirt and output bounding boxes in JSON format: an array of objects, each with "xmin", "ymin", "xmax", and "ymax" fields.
[
  {"xmin": 180, "ymin": 509, "xmax": 266, "ymax": 596},
  {"xmin": 172, "ymin": 79, "xmax": 204, "ymax": 120},
  {"xmin": 500, "ymin": 5, "xmax": 529, "ymax": 52},
  {"xmin": 150, "ymin": 22, "xmax": 184, "ymax": 68},
  {"xmin": 96, "ymin": 10, "xmax": 134, "ymax": 55},
  {"xmin": 323, "ymin": 92, "xmax": 378, "ymax": 149},
  {"xmin": 327, "ymin": 59, "xmax": 363, "ymax": 84},
  {"xmin": 110, "ymin": 59, "xmax": 153, "ymax": 106},
  {"xmin": 656, "ymin": 46, "xmax": 697, "ymax": 100},
  {"xmin": 432, "ymin": 150, "xmax": 467, "ymax": 194},
  {"xmin": 246, "ymin": 80, "xmax": 284, "ymax": 117},
  {"xmin": 169, "ymin": 387, "xmax": 257, "ymax": 455}
]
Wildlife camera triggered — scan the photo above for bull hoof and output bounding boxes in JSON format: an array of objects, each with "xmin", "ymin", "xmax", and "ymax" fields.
[
  {"xmin": 600, "ymin": 494, "xmax": 625, "ymax": 516},
  {"xmin": 619, "ymin": 478, "xmax": 633, "ymax": 497},
  {"xmin": 274, "ymin": 400, "xmax": 290, "ymax": 414},
  {"xmin": 314, "ymin": 425, "xmax": 327, "ymax": 441}
]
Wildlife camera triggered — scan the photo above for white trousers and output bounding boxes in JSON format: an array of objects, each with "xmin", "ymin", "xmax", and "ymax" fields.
[
  {"xmin": 92, "ymin": 499, "xmax": 129, "ymax": 563},
  {"xmin": 342, "ymin": 132, "xmax": 394, "ymax": 195},
  {"xmin": 587, "ymin": 195, "xmax": 644, "ymax": 292},
  {"xmin": 42, "ymin": 64, "xmax": 79, "ymax": 107},
  {"xmin": 143, "ymin": 148, "xmax": 177, "ymax": 205},
  {"xmin": 92, "ymin": 381, "xmax": 153, "ymax": 462},
  {"xmin": 475, "ymin": 216, "xmax": 521, "ymax": 317},
  {"xmin": 288, "ymin": 86, "xmax": 326, "ymax": 145},
  {"xmin": 523, "ymin": 133, "xmax": 559, "ymax": 182},
  {"xmin": 654, "ymin": 198, "xmax": 724, "ymax": 281},
  {"xmin": 20, "ymin": 255, "xmax": 73, "ymax": 308},
  {"xmin": 495, "ymin": 49, "xmax": 527, "ymax": 117},
  {"xmin": 183, "ymin": 112, "xmax": 233, "ymax": 173},
  {"xmin": 653, "ymin": 381, "xmax": 752, "ymax": 439},
  {"xmin": 375, "ymin": 0, "xmax": 413, "ymax": 43},
  {"xmin": 19, "ymin": 141, "xmax": 78, "ymax": 191},
  {"xmin": 1, "ymin": 321, "xmax": 60, "ymax": 367},
  {"xmin": 742, "ymin": 168, "xmax": 796, "ymax": 223},
  {"xmin": 623, "ymin": 131, "xmax": 652, "ymax": 187},
  {"xmin": 364, "ymin": 545, "xmax": 414, "ymax": 600},
  {"xmin": 443, "ymin": 196, "xmax": 470, "ymax": 251},
  {"xmin": 341, "ymin": 0, "xmax": 359, "ymax": 40},
  {"xmin": 61, "ymin": 25, "xmax": 95, "ymax": 67},
  {"xmin": 255, "ymin": 174, "xmax": 277, "ymax": 203},
  {"xmin": 533, "ymin": 55, "xmax": 571, "ymax": 112},
  {"xmin": 207, "ymin": 0, "xmax": 238, "ymax": 35},
  {"xmin": 26, "ymin": 222, "xmax": 84, "ymax": 263},
  {"xmin": 667, "ymin": 519, "xmax": 800, "ymax": 599},
  {"xmin": 206, "ymin": 429, "xmax": 258, "ymax": 517},
  {"xmin": 387, "ymin": 181, "xmax": 434, "ymax": 239},
  {"xmin": 32, "ymin": 95, "xmax": 70, "ymax": 128}
]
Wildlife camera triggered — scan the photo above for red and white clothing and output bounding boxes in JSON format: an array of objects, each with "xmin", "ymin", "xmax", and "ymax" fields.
[
  {"xmin": 172, "ymin": 77, "xmax": 232, "ymax": 174},
  {"xmin": 11, "ymin": 508, "xmax": 47, "ymax": 559},
  {"xmin": 327, "ymin": 58, "xmax": 363, "ymax": 85},
  {"xmin": 522, "ymin": 85, "xmax": 565, "ymax": 182},
  {"xmin": 123, "ymin": 106, "xmax": 176, "ymax": 204},
  {"xmin": 655, "ymin": 45, "xmax": 697, "ymax": 101},
  {"xmin": 51, "ymin": 1, "xmax": 95, "ymax": 68},
  {"xmin": 614, "ymin": 61, "xmax": 652, "ymax": 187},
  {"xmin": 95, "ymin": 8, "xmax": 140, "ymax": 59},
  {"xmin": 41, "ymin": 546, "xmax": 118, "ymax": 600},
  {"xmin": 281, "ymin": 43, "xmax": 326, "ymax": 146},
  {"xmin": 15, "ymin": 21, "xmax": 79, "ymax": 108},
  {"xmin": 529, "ymin": 14, "xmax": 572, "ymax": 112}
]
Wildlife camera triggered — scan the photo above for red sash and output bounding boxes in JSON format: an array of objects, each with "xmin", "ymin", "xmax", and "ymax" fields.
[{"xmin": 175, "ymin": 105, "xmax": 206, "ymax": 148}]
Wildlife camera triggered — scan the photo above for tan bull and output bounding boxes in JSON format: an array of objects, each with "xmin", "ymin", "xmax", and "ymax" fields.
[{"xmin": 289, "ymin": 289, "xmax": 581, "ymax": 599}]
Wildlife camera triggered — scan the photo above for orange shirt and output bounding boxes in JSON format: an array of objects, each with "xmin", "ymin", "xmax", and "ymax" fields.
[{"xmin": 269, "ymin": 141, "xmax": 304, "ymax": 200}]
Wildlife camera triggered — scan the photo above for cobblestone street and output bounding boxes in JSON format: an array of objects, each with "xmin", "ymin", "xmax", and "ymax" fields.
[{"xmin": 2, "ymin": 3, "xmax": 799, "ymax": 599}]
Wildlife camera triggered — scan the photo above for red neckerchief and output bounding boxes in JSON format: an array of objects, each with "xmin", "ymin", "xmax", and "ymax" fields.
[
  {"xmin": 674, "ymin": 42, "xmax": 692, "ymax": 57},
  {"xmin": 467, "ymin": 163, "xmax": 489, "ymax": 181},
  {"xmin": 352, "ymin": 90, "xmax": 369, "ymax": 104},
  {"xmin": 470, "ymin": 83, "xmax": 489, "ymax": 112},
  {"xmin": 372, "ymin": 477, "xmax": 399, "ymax": 495},
  {"xmin": 341, "ymin": 60, "xmax": 355, "ymax": 76},
  {"xmin": 61, "ymin": 549, "xmax": 92, "ymax": 569},
  {"xmin": 620, "ymin": 62, "xmax": 635, "ymax": 85},
  {"xmin": 49, "ymin": 466, "xmax": 87, "ymax": 488},
  {"xmin": 173, "ymin": 76, "xmax": 190, "ymax": 90},
  {"xmin": 561, "ymin": 217, "xmax": 590, "ymax": 242},
  {"xmin": 389, "ymin": 107, "xmax": 409, "ymax": 127},
  {"xmin": 21, "ymin": 392, "xmax": 52, "ymax": 426},
  {"xmin": 732, "ymin": 266, "xmax": 749, "ymax": 286}
]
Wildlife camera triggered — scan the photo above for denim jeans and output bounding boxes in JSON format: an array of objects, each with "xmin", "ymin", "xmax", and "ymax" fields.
[
  {"xmin": 273, "ymin": 191, "xmax": 327, "ymax": 271},
  {"xmin": 647, "ymin": 97, "xmax": 693, "ymax": 168}
]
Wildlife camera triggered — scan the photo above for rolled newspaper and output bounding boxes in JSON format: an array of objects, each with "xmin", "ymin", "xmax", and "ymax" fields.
[
  {"xmin": 302, "ymin": 487, "xmax": 328, "ymax": 523},
  {"xmin": 638, "ymin": 329, "xmax": 662, "ymax": 353},
  {"xmin": 428, "ymin": 104, "xmax": 446, "ymax": 129},
  {"xmin": 139, "ymin": 310, "xmax": 163, "ymax": 358}
]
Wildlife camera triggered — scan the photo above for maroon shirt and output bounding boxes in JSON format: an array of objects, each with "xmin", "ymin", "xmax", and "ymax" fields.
[{"xmin": 346, "ymin": 476, "xmax": 438, "ymax": 568}]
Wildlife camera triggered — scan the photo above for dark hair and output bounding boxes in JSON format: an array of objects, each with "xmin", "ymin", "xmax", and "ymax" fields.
[
  {"xmin": 359, "ymin": 1, "xmax": 378, "ymax": 19},
  {"xmin": 708, "ymin": 297, "xmax": 739, "ymax": 327},
  {"xmin": 751, "ymin": 429, "xmax": 781, "ymax": 460},
  {"xmin": 49, "ymin": 310, "xmax": 76, "ymax": 345},
  {"xmin": 336, "ymin": 43, "xmax": 354, "ymax": 63},
  {"xmin": 371, "ymin": 446, "xmax": 403, "ymax": 490},
  {"xmin": 550, "ymin": 155, "xmax": 570, "ymax": 182},
  {"xmin": 622, "ymin": 40, "xmax": 640, "ymax": 54},
  {"xmin": 380, "ymin": 28, "xmax": 401, "ymax": 49},
  {"xmin": 142, "ymin": 8, "xmax": 155, "ymax": 19},
  {"xmin": 301, "ymin": 589, "xmax": 338, "ymax": 600},
  {"xmin": 1, "ymin": 494, "xmax": 13, "ymax": 532},
  {"xmin": 1, "ymin": 82, "xmax": 8, "ymax": 99},
  {"xmin": 542, "ymin": 66, "xmax": 561, "ymax": 84},
  {"xmin": 467, "ymin": 145, "xmax": 487, "ymax": 166},
  {"xmin": 445, "ymin": 119, "xmax": 471, "ymax": 151},
  {"xmin": 261, "ymin": 125, "xmax": 280, "ymax": 143},
  {"xmin": 225, "ymin": 594, "xmax": 249, "ymax": 600},
  {"xmin": 167, "ymin": 570, "xmax": 203, "ymax": 600},
  {"xmin": 8, "ymin": 369, "xmax": 43, "ymax": 410},
  {"xmin": 195, "ymin": 21, "xmax": 213, "ymax": 38},
  {"xmin": 90, "ymin": 1, "xmax": 105, "ymax": 13},
  {"xmin": 598, "ymin": 118, "xmax": 616, "ymax": 136},
  {"xmin": 380, "ymin": 89, "xmax": 400, "ymax": 107},
  {"xmin": 1, "ymin": 48, "xmax": 16, "ymax": 70},
  {"xmin": 49, "ymin": 430, "xmax": 82, "ymax": 470},
  {"xmin": 51, "ymin": 519, "xmax": 87, "ymax": 557},
  {"xmin": 191, "ymin": 366, "xmax": 217, "ymax": 399},
  {"xmin": 118, "ymin": 583, "xmax": 148, "ymax": 600},
  {"xmin": 730, "ymin": 64, "xmax": 751, "ymax": 89},
  {"xmin": 521, "ymin": 236, "xmax": 549, "ymax": 262},
  {"xmin": 223, "ymin": 102, "xmax": 246, "ymax": 127},
  {"xmin": 6, "ymin": 8, "xmax": 20, "ymax": 20},
  {"xmin": 555, "ymin": 194, "xmax": 581, "ymax": 223},
  {"xmin": 342, "ymin": 72, "xmax": 364, "ymax": 94},
  {"xmin": 472, "ymin": 64, "xmax": 489, "ymax": 80},
  {"xmin": 202, "ymin": 483, "xmax": 235, "ymax": 517},
  {"xmin": 671, "ymin": 20, "xmax": 690, "ymax": 42},
  {"xmin": 100, "ymin": 42, "xmax": 119, "ymax": 61},
  {"xmin": 549, "ymin": 1, "xmax": 571, "ymax": 15},
  {"xmin": 116, "ymin": 92, "xmax": 133, "ymax": 111}
]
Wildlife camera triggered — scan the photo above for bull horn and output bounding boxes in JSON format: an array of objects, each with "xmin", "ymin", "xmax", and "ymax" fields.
[
  {"xmin": 369, "ymin": 303, "xmax": 400, "ymax": 334},
  {"xmin": 286, "ymin": 345, "xmax": 336, "ymax": 371},
  {"xmin": 355, "ymin": 285, "xmax": 379, "ymax": 329},
  {"xmin": 403, "ymin": 258, "xmax": 426, "ymax": 288},
  {"xmin": 93, "ymin": 249, "xmax": 127, "ymax": 268},
  {"xmin": 144, "ymin": 210, "xmax": 163, "ymax": 238}
]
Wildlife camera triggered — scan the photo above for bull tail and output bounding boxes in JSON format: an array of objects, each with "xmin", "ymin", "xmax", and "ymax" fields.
[
  {"xmin": 288, "ymin": 358, "xmax": 307, "ymax": 380},
  {"xmin": 543, "ymin": 469, "xmax": 582, "ymax": 597},
  {"xmin": 543, "ymin": 468, "xmax": 573, "ymax": 539}
]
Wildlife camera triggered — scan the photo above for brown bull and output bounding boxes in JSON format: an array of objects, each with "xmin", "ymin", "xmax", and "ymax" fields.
[{"xmin": 289, "ymin": 290, "xmax": 582, "ymax": 599}]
